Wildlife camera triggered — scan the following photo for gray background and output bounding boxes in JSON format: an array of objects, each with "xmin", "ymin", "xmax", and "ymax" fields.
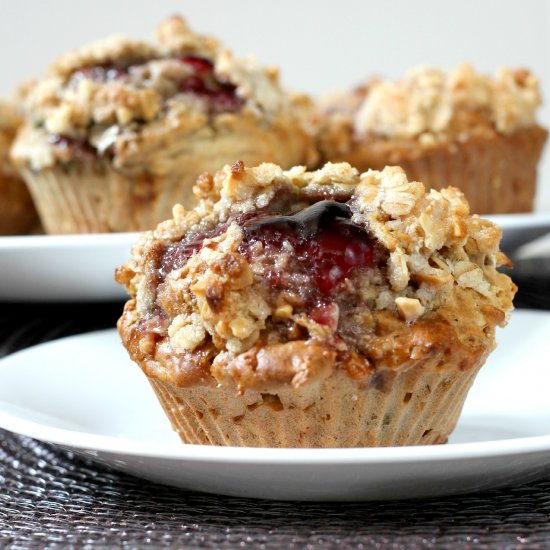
[{"xmin": 2, "ymin": 0, "xmax": 548, "ymax": 208}]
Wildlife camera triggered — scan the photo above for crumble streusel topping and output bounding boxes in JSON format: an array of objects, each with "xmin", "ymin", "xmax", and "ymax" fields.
[
  {"xmin": 327, "ymin": 64, "xmax": 542, "ymax": 139},
  {"xmin": 117, "ymin": 161, "xmax": 515, "ymax": 389},
  {"xmin": 13, "ymin": 16, "xmax": 312, "ymax": 170}
]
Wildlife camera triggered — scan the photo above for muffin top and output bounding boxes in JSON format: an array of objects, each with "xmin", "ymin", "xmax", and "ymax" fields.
[
  {"xmin": 117, "ymin": 161, "xmax": 515, "ymax": 392},
  {"xmin": 13, "ymin": 16, "xmax": 312, "ymax": 170},
  {"xmin": 320, "ymin": 64, "xmax": 543, "ymax": 146}
]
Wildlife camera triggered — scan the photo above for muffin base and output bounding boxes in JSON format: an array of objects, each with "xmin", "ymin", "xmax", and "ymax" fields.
[
  {"xmin": 0, "ymin": 172, "xmax": 40, "ymax": 235},
  {"xmin": 329, "ymin": 125, "xmax": 548, "ymax": 215},
  {"xmin": 148, "ymin": 364, "xmax": 480, "ymax": 448},
  {"xmin": 19, "ymin": 161, "xmax": 189, "ymax": 234}
]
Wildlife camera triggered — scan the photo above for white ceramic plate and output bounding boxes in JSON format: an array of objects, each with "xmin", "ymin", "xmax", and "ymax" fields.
[
  {"xmin": 0, "ymin": 232, "xmax": 138, "ymax": 301},
  {"xmin": 488, "ymin": 212, "xmax": 550, "ymax": 253},
  {"xmin": 1, "ymin": 214, "xmax": 549, "ymax": 302},
  {"xmin": 1, "ymin": 310, "xmax": 550, "ymax": 501},
  {"xmin": 0, "ymin": 213, "xmax": 550, "ymax": 301}
]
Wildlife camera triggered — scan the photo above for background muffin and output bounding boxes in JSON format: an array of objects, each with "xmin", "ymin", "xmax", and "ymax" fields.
[
  {"xmin": 317, "ymin": 64, "xmax": 547, "ymax": 214},
  {"xmin": 11, "ymin": 16, "xmax": 316, "ymax": 234},
  {"xmin": 0, "ymin": 100, "xmax": 39, "ymax": 235},
  {"xmin": 117, "ymin": 161, "xmax": 515, "ymax": 448}
]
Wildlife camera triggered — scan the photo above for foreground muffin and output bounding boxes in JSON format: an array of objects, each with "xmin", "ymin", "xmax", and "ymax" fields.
[
  {"xmin": 0, "ymin": 101, "xmax": 39, "ymax": 235},
  {"xmin": 11, "ymin": 16, "xmax": 316, "ymax": 234},
  {"xmin": 117, "ymin": 161, "xmax": 515, "ymax": 447},
  {"xmin": 317, "ymin": 64, "xmax": 547, "ymax": 214}
]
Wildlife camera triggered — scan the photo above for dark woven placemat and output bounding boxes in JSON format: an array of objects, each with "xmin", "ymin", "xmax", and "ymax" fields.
[
  {"xmin": 2, "ymin": 429, "xmax": 550, "ymax": 549},
  {"xmin": 1, "ymin": 260, "xmax": 550, "ymax": 548}
]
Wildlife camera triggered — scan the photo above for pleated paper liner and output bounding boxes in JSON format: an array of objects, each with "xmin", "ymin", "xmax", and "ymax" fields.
[
  {"xmin": 148, "ymin": 363, "xmax": 480, "ymax": 448},
  {"xmin": 19, "ymin": 161, "xmax": 190, "ymax": 234}
]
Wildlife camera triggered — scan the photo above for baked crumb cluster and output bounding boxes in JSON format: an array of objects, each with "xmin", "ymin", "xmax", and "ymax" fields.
[
  {"xmin": 321, "ymin": 63, "xmax": 542, "ymax": 145},
  {"xmin": 117, "ymin": 161, "xmax": 515, "ymax": 390},
  {"xmin": 13, "ymin": 16, "xmax": 308, "ymax": 170}
]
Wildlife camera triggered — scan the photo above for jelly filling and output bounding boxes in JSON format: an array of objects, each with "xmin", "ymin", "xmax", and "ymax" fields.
[
  {"xmin": 157, "ymin": 200, "xmax": 380, "ymax": 295},
  {"xmin": 158, "ymin": 236, "xmax": 209, "ymax": 280},
  {"xmin": 178, "ymin": 56, "xmax": 243, "ymax": 113},
  {"xmin": 239, "ymin": 201, "xmax": 378, "ymax": 294},
  {"xmin": 71, "ymin": 55, "xmax": 242, "ymax": 114}
]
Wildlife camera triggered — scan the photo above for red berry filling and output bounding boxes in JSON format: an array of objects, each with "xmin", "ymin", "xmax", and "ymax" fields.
[
  {"xmin": 240, "ymin": 201, "xmax": 378, "ymax": 295},
  {"xmin": 179, "ymin": 56, "xmax": 213, "ymax": 73},
  {"xmin": 309, "ymin": 302, "xmax": 340, "ymax": 331},
  {"xmin": 156, "ymin": 201, "xmax": 384, "ymax": 336},
  {"xmin": 179, "ymin": 56, "xmax": 243, "ymax": 113},
  {"xmin": 72, "ymin": 56, "xmax": 243, "ymax": 115},
  {"xmin": 48, "ymin": 134, "xmax": 96, "ymax": 159},
  {"xmin": 157, "ymin": 201, "xmax": 380, "ymax": 290},
  {"xmin": 158, "ymin": 240, "xmax": 203, "ymax": 280},
  {"xmin": 157, "ymin": 217, "xmax": 237, "ymax": 281}
]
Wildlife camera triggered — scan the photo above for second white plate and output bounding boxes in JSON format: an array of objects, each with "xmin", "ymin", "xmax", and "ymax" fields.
[
  {"xmin": 0, "ymin": 213, "xmax": 549, "ymax": 302},
  {"xmin": 0, "ymin": 310, "xmax": 550, "ymax": 501},
  {"xmin": 0, "ymin": 232, "xmax": 138, "ymax": 301}
]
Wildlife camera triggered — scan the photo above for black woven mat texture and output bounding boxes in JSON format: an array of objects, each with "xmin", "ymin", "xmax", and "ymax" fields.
[{"xmin": 0, "ymin": 259, "xmax": 549, "ymax": 549}]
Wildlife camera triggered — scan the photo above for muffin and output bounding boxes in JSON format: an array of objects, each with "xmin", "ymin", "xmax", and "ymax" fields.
[
  {"xmin": 116, "ymin": 161, "xmax": 515, "ymax": 448},
  {"xmin": 317, "ymin": 64, "xmax": 547, "ymax": 214},
  {"xmin": 10, "ymin": 16, "xmax": 316, "ymax": 234},
  {"xmin": 0, "ymin": 101, "xmax": 40, "ymax": 235}
]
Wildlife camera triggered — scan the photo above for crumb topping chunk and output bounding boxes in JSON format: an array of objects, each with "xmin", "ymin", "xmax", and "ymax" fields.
[{"xmin": 321, "ymin": 64, "xmax": 542, "ymax": 142}]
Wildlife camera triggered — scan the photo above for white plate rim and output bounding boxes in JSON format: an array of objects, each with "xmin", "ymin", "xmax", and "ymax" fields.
[
  {"xmin": 1, "ymin": 214, "xmax": 549, "ymax": 302},
  {"xmin": 0, "ymin": 212, "xmax": 548, "ymax": 246},
  {"xmin": 2, "ymin": 320, "xmax": 550, "ymax": 465},
  {"xmin": 0, "ymin": 231, "xmax": 140, "ymax": 249},
  {"xmin": 3, "ymin": 411, "xmax": 550, "ymax": 464},
  {"xmin": 485, "ymin": 211, "xmax": 550, "ymax": 228}
]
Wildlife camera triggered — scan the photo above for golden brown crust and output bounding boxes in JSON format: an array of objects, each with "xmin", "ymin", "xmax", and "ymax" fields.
[
  {"xmin": 118, "ymin": 291, "xmax": 493, "ymax": 394},
  {"xmin": 117, "ymin": 162, "xmax": 515, "ymax": 391},
  {"xmin": 0, "ymin": 101, "xmax": 22, "ymax": 176},
  {"xmin": 0, "ymin": 172, "xmax": 39, "ymax": 235},
  {"xmin": 119, "ymin": 299, "xmax": 217, "ymax": 388},
  {"xmin": 0, "ymin": 101, "xmax": 39, "ymax": 235}
]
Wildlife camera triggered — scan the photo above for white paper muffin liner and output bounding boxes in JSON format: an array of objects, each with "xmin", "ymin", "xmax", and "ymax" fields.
[{"xmin": 148, "ymin": 363, "xmax": 480, "ymax": 448}]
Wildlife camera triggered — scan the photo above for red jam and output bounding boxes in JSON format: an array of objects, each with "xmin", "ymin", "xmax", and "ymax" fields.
[
  {"xmin": 179, "ymin": 56, "xmax": 213, "ymax": 73},
  {"xmin": 158, "ymin": 236, "xmax": 207, "ymax": 280},
  {"xmin": 309, "ymin": 302, "xmax": 340, "ymax": 331},
  {"xmin": 73, "ymin": 56, "xmax": 243, "ymax": 114},
  {"xmin": 158, "ymin": 201, "xmax": 379, "ymax": 299},
  {"xmin": 240, "ymin": 201, "xmax": 377, "ymax": 294},
  {"xmin": 179, "ymin": 56, "xmax": 243, "ymax": 113},
  {"xmin": 157, "ymin": 218, "xmax": 234, "ymax": 280}
]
